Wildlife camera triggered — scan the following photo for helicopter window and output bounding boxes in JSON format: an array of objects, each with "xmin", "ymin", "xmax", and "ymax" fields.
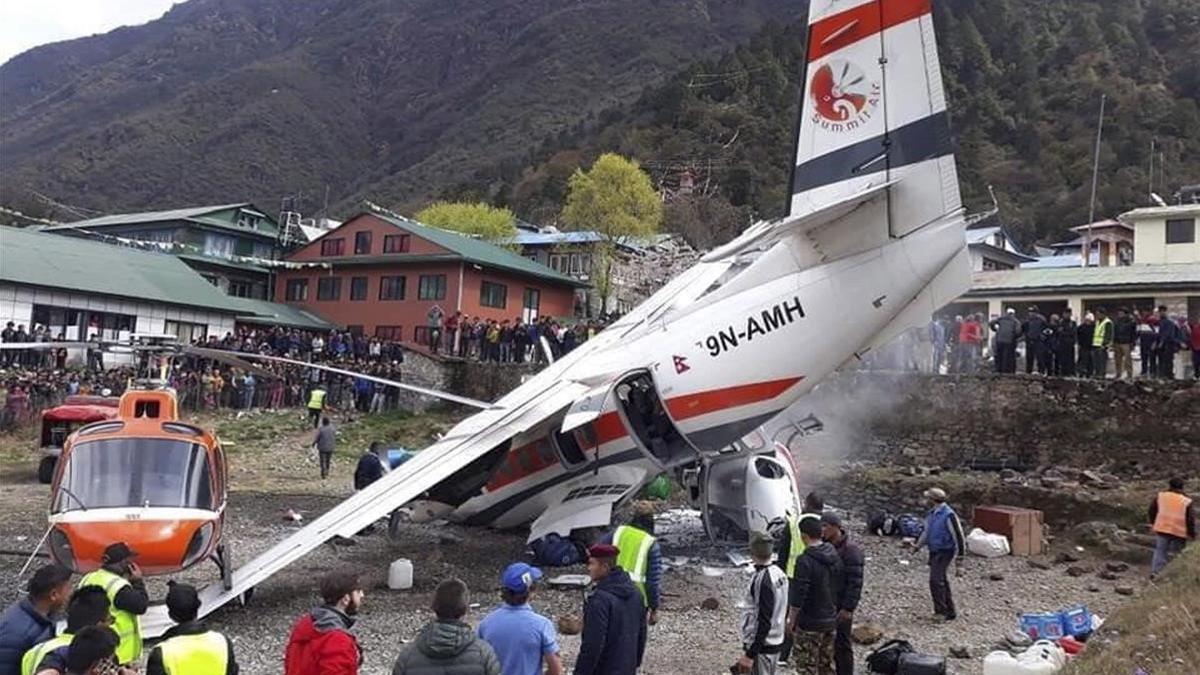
[
  {"xmin": 162, "ymin": 423, "xmax": 203, "ymax": 437},
  {"xmin": 76, "ymin": 422, "xmax": 125, "ymax": 437},
  {"xmin": 56, "ymin": 438, "xmax": 213, "ymax": 512},
  {"xmin": 134, "ymin": 401, "xmax": 161, "ymax": 418}
]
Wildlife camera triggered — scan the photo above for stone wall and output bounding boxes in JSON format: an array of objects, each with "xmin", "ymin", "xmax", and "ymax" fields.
[
  {"xmin": 802, "ymin": 372, "xmax": 1200, "ymax": 477},
  {"xmin": 399, "ymin": 349, "xmax": 535, "ymax": 411}
]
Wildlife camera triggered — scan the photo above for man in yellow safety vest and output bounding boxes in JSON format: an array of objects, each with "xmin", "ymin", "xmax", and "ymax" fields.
[
  {"xmin": 307, "ymin": 384, "xmax": 328, "ymax": 428},
  {"xmin": 1090, "ymin": 307, "xmax": 1114, "ymax": 379},
  {"xmin": 76, "ymin": 543, "xmax": 148, "ymax": 666},
  {"xmin": 1149, "ymin": 477, "xmax": 1195, "ymax": 577},
  {"xmin": 146, "ymin": 582, "xmax": 238, "ymax": 675},
  {"xmin": 603, "ymin": 504, "xmax": 662, "ymax": 625}
]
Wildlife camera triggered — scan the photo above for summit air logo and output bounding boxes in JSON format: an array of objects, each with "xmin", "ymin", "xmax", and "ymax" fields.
[{"xmin": 809, "ymin": 59, "xmax": 880, "ymax": 132}]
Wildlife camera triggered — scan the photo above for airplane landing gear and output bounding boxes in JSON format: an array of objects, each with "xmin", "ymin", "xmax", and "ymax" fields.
[{"xmin": 213, "ymin": 544, "xmax": 233, "ymax": 591}]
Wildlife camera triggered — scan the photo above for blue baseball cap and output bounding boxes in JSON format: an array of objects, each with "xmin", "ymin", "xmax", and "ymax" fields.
[{"xmin": 501, "ymin": 562, "xmax": 544, "ymax": 593}]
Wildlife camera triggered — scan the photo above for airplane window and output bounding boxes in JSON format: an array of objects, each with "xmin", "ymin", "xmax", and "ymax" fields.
[
  {"xmin": 56, "ymin": 438, "xmax": 213, "ymax": 511},
  {"xmin": 553, "ymin": 428, "xmax": 588, "ymax": 467},
  {"xmin": 754, "ymin": 457, "xmax": 785, "ymax": 480}
]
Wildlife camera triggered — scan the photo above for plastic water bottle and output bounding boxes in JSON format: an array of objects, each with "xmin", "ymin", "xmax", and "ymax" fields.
[{"xmin": 388, "ymin": 558, "xmax": 413, "ymax": 590}]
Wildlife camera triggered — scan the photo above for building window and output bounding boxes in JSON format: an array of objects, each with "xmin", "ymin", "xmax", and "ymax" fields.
[
  {"xmin": 228, "ymin": 280, "xmax": 253, "ymax": 298},
  {"xmin": 413, "ymin": 325, "xmax": 433, "ymax": 344},
  {"xmin": 375, "ymin": 325, "xmax": 404, "ymax": 341},
  {"xmin": 418, "ymin": 274, "xmax": 446, "ymax": 300},
  {"xmin": 204, "ymin": 233, "xmax": 236, "ymax": 259},
  {"xmin": 236, "ymin": 211, "xmax": 262, "ymax": 230},
  {"xmin": 202, "ymin": 275, "xmax": 219, "ymax": 287},
  {"xmin": 523, "ymin": 288, "xmax": 540, "ymax": 323},
  {"xmin": 165, "ymin": 320, "xmax": 207, "ymax": 343},
  {"xmin": 317, "ymin": 277, "xmax": 342, "ymax": 301},
  {"xmin": 285, "ymin": 279, "xmax": 309, "ymax": 301},
  {"xmin": 354, "ymin": 231, "xmax": 372, "ymax": 255},
  {"xmin": 350, "ymin": 276, "xmax": 368, "ymax": 301},
  {"xmin": 380, "ymin": 276, "xmax": 406, "ymax": 300},
  {"xmin": 347, "ymin": 325, "xmax": 364, "ymax": 336},
  {"xmin": 1166, "ymin": 218, "xmax": 1195, "ymax": 244},
  {"xmin": 480, "ymin": 281, "xmax": 507, "ymax": 309},
  {"xmin": 383, "ymin": 234, "xmax": 411, "ymax": 253},
  {"xmin": 320, "ymin": 238, "xmax": 345, "ymax": 256},
  {"xmin": 549, "ymin": 254, "xmax": 567, "ymax": 273}
]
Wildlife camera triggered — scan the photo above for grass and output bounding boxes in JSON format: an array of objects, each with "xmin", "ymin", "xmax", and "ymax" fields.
[{"xmin": 1065, "ymin": 544, "xmax": 1200, "ymax": 675}]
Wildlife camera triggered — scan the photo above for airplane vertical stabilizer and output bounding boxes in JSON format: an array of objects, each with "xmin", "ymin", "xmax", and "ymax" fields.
[{"xmin": 790, "ymin": 0, "xmax": 961, "ymax": 237}]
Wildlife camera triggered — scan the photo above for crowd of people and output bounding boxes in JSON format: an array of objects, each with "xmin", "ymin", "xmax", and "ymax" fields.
[
  {"xmin": 423, "ymin": 307, "xmax": 609, "ymax": 364},
  {"xmin": 871, "ymin": 305, "xmax": 1200, "ymax": 380}
]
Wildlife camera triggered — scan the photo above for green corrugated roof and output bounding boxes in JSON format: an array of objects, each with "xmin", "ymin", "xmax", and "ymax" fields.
[
  {"xmin": 967, "ymin": 263, "xmax": 1200, "ymax": 295},
  {"xmin": 177, "ymin": 253, "xmax": 269, "ymax": 274},
  {"xmin": 372, "ymin": 213, "xmax": 588, "ymax": 287},
  {"xmin": 0, "ymin": 226, "xmax": 239, "ymax": 313},
  {"xmin": 42, "ymin": 202, "xmax": 279, "ymax": 238},
  {"xmin": 226, "ymin": 297, "xmax": 337, "ymax": 331}
]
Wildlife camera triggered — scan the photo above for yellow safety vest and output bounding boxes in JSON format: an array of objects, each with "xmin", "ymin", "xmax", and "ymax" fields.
[
  {"xmin": 159, "ymin": 631, "xmax": 230, "ymax": 675},
  {"xmin": 1154, "ymin": 491, "xmax": 1193, "ymax": 539},
  {"xmin": 20, "ymin": 633, "xmax": 72, "ymax": 675},
  {"xmin": 1092, "ymin": 318, "xmax": 1112, "ymax": 348},
  {"xmin": 613, "ymin": 526, "xmax": 655, "ymax": 605},
  {"xmin": 78, "ymin": 569, "xmax": 142, "ymax": 664},
  {"xmin": 784, "ymin": 512, "xmax": 821, "ymax": 578},
  {"xmin": 307, "ymin": 389, "xmax": 327, "ymax": 410}
]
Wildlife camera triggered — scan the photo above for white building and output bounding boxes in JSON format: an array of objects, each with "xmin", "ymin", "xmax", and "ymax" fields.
[{"xmin": 1122, "ymin": 203, "xmax": 1200, "ymax": 265}]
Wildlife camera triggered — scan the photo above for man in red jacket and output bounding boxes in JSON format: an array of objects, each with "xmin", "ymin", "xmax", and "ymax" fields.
[{"xmin": 285, "ymin": 570, "xmax": 364, "ymax": 675}]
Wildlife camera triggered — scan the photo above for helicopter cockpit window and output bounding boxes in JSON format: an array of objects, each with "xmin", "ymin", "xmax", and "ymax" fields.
[{"xmin": 55, "ymin": 438, "xmax": 213, "ymax": 512}]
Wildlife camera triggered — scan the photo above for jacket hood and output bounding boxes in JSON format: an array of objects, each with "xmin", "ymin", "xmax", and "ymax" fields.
[
  {"xmin": 416, "ymin": 620, "xmax": 477, "ymax": 659},
  {"xmin": 311, "ymin": 605, "xmax": 355, "ymax": 633},
  {"xmin": 804, "ymin": 541, "xmax": 841, "ymax": 568},
  {"xmin": 596, "ymin": 568, "xmax": 638, "ymax": 600}
]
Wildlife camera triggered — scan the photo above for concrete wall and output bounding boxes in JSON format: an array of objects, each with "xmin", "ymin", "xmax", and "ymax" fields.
[
  {"xmin": 1134, "ymin": 216, "xmax": 1200, "ymax": 264},
  {"xmin": 800, "ymin": 371, "xmax": 1200, "ymax": 477}
]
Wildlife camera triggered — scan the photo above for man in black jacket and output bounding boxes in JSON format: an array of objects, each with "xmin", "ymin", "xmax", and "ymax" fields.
[
  {"xmin": 146, "ymin": 582, "xmax": 239, "ymax": 675},
  {"xmin": 1113, "ymin": 308, "xmax": 1137, "ymax": 380},
  {"xmin": 821, "ymin": 514, "xmax": 864, "ymax": 675},
  {"xmin": 574, "ymin": 544, "xmax": 646, "ymax": 675},
  {"xmin": 1020, "ymin": 307, "xmax": 1048, "ymax": 374},
  {"xmin": 788, "ymin": 518, "xmax": 842, "ymax": 675}
]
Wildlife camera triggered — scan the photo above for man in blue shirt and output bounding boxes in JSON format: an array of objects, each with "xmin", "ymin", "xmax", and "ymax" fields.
[
  {"xmin": 478, "ymin": 563, "xmax": 562, "ymax": 675},
  {"xmin": 913, "ymin": 487, "xmax": 966, "ymax": 621}
]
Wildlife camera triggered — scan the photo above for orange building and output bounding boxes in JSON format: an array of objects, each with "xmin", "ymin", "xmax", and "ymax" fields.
[{"xmin": 275, "ymin": 212, "xmax": 586, "ymax": 342}]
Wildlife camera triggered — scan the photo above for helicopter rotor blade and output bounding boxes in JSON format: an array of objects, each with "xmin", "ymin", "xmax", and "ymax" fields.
[
  {"xmin": 183, "ymin": 348, "xmax": 491, "ymax": 410},
  {"xmin": 0, "ymin": 341, "xmax": 99, "ymax": 351},
  {"xmin": 178, "ymin": 347, "xmax": 286, "ymax": 381}
]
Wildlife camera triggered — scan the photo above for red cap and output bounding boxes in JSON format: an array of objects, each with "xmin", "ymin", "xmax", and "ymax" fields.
[{"xmin": 588, "ymin": 543, "xmax": 620, "ymax": 559}]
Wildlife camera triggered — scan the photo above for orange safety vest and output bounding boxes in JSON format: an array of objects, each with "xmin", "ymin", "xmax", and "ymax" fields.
[{"xmin": 1153, "ymin": 491, "xmax": 1193, "ymax": 539}]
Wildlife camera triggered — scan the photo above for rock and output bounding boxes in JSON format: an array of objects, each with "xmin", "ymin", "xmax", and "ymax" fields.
[
  {"xmin": 989, "ymin": 573, "xmax": 1005, "ymax": 581},
  {"xmin": 949, "ymin": 645, "xmax": 971, "ymax": 659},
  {"xmin": 1088, "ymin": 584, "xmax": 1101, "ymax": 592},
  {"xmin": 700, "ymin": 597, "xmax": 720, "ymax": 610},
  {"xmin": 1098, "ymin": 570, "xmax": 1120, "ymax": 581},
  {"xmin": 1055, "ymin": 551, "xmax": 1081, "ymax": 564},
  {"xmin": 1000, "ymin": 468, "xmax": 1019, "ymax": 480},
  {"xmin": 1080, "ymin": 469, "xmax": 1105, "ymax": 485},
  {"xmin": 1039, "ymin": 476, "xmax": 1064, "ymax": 488},
  {"xmin": 1066, "ymin": 565, "xmax": 1092, "ymax": 577},
  {"xmin": 1105, "ymin": 561, "xmax": 1130, "ymax": 573},
  {"xmin": 556, "ymin": 615, "xmax": 583, "ymax": 635},
  {"xmin": 1027, "ymin": 559, "xmax": 1053, "ymax": 570},
  {"xmin": 437, "ymin": 532, "xmax": 464, "ymax": 546},
  {"xmin": 1005, "ymin": 630, "xmax": 1033, "ymax": 648},
  {"xmin": 1115, "ymin": 585, "xmax": 1136, "ymax": 596},
  {"xmin": 851, "ymin": 622, "xmax": 885, "ymax": 645}
]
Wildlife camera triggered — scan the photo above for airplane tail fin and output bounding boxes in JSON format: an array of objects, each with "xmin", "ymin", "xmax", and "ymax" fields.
[{"xmin": 789, "ymin": 0, "xmax": 960, "ymax": 237}]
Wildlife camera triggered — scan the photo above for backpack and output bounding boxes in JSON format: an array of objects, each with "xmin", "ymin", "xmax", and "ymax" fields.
[
  {"xmin": 867, "ymin": 511, "xmax": 895, "ymax": 536},
  {"xmin": 866, "ymin": 639, "xmax": 914, "ymax": 674},
  {"xmin": 529, "ymin": 533, "xmax": 586, "ymax": 567},
  {"xmin": 897, "ymin": 652, "xmax": 946, "ymax": 675},
  {"xmin": 896, "ymin": 514, "xmax": 925, "ymax": 539}
]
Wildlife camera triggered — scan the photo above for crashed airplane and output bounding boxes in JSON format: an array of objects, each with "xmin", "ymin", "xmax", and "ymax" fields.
[{"xmin": 143, "ymin": 0, "xmax": 970, "ymax": 635}]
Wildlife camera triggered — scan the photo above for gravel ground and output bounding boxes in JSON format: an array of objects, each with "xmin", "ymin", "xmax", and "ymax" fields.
[{"xmin": 0, "ymin": 472, "xmax": 1142, "ymax": 675}]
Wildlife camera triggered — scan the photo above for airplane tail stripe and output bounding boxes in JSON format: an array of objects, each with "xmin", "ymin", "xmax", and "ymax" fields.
[
  {"xmin": 792, "ymin": 111, "xmax": 952, "ymax": 195},
  {"xmin": 808, "ymin": 0, "xmax": 931, "ymax": 62}
]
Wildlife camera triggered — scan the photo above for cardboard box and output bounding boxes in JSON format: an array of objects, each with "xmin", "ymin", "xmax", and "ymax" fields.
[{"xmin": 973, "ymin": 505, "xmax": 1044, "ymax": 556}]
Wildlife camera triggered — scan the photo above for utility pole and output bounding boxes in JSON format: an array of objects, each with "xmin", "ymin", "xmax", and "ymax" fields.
[
  {"xmin": 1083, "ymin": 94, "xmax": 1106, "ymax": 268},
  {"xmin": 1148, "ymin": 138, "xmax": 1155, "ymax": 203}
]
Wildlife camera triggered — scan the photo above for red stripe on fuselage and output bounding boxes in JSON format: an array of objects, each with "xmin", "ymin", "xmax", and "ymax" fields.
[
  {"xmin": 665, "ymin": 377, "xmax": 803, "ymax": 422},
  {"xmin": 808, "ymin": 0, "xmax": 931, "ymax": 62}
]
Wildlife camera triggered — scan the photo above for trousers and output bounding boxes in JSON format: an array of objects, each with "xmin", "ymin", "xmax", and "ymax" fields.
[
  {"xmin": 793, "ymin": 630, "xmax": 834, "ymax": 675},
  {"xmin": 834, "ymin": 617, "xmax": 854, "ymax": 675},
  {"xmin": 1113, "ymin": 343, "xmax": 1133, "ymax": 379},
  {"xmin": 1151, "ymin": 534, "xmax": 1186, "ymax": 575},
  {"xmin": 1091, "ymin": 347, "xmax": 1109, "ymax": 378},
  {"xmin": 319, "ymin": 451, "xmax": 333, "ymax": 479},
  {"xmin": 929, "ymin": 550, "xmax": 957, "ymax": 618}
]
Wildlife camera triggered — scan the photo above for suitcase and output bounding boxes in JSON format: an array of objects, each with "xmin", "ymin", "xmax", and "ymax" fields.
[
  {"xmin": 897, "ymin": 652, "xmax": 947, "ymax": 675},
  {"xmin": 866, "ymin": 639, "xmax": 914, "ymax": 674}
]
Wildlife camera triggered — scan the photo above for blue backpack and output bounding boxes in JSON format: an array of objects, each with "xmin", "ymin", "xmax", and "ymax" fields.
[
  {"xmin": 529, "ymin": 533, "xmax": 586, "ymax": 567},
  {"xmin": 896, "ymin": 514, "xmax": 925, "ymax": 539}
]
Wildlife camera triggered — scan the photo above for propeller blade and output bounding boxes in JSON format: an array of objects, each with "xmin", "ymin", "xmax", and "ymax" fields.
[
  {"xmin": 184, "ymin": 348, "xmax": 491, "ymax": 410},
  {"xmin": 0, "ymin": 341, "xmax": 98, "ymax": 350},
  {"xmin": 182, "ymin": 346, "xmax": 281, "ymax": 380}
]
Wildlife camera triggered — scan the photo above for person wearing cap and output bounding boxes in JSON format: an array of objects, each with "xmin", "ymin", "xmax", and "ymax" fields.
[
  {"xmin": 285, "ymin": 570, "xmax": 364, "ymax": 675},
  {"xmin": 736, "ymin": 532, "xmax": 789, "ymax": 675},
  {"xmin": 820, "ymin": 513, "xmax": 864, "ymax": 675},
  {"xmin": 989, "ymin": 308, "xmax": 1020, "ymax": 374},
  {"xmin": 146, "ymin": 582, "xmax": 238, "ymax": 675},
  {"xmin": 20, "ymin": 587, "xmax": 109, "ymax": 675},
  {"xmin": 392, "ymin": 579, "xmax": 500, "ymax": 675},
  {"xmin": 787, "ymin": 517, "xmax": 841, "ymax": 675},
  {"xmin": 75, "ymin": 544, "xmax": 147, "ymax": 666},
  {"xmin": 0, "ymin": 563, "xmax": 73, "ymax": 675},
  {"xmin": 574, "ymin": 544, "xmax": 646, "ymax": 675},
  {"xmin": 772, "ymin": 492, "xmax": 823, "ymax": 666},
  {"xmin": 1148, "ymin": 477, "xmax": 1195, "ymax": 577},
  {"xmin": 912, "ymin": 488, "xmax": 965, "ymax": 621},
  {"xmin": 477, "ymin": 563, "xmax": 562, "ymax": 675},
  {"xmin": 598, "ymin": 504, "xmax": 662, "ymax": 625}
]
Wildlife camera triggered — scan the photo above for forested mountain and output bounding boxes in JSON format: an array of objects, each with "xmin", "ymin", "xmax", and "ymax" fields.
[{"xmin": 2, "ymin": 0, "xmax": 1197, "ymax": 247}]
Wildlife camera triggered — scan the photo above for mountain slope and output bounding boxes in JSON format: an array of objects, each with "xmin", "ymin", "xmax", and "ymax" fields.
[{"xmin": 0, "ymin": 0, "xmax": 801, "ymax": 217}]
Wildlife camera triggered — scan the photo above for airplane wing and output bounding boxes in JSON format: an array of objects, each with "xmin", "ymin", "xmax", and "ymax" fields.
[{"xmin": 141, "ymin": 374, "xmax": 588, "ymax": 637}]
